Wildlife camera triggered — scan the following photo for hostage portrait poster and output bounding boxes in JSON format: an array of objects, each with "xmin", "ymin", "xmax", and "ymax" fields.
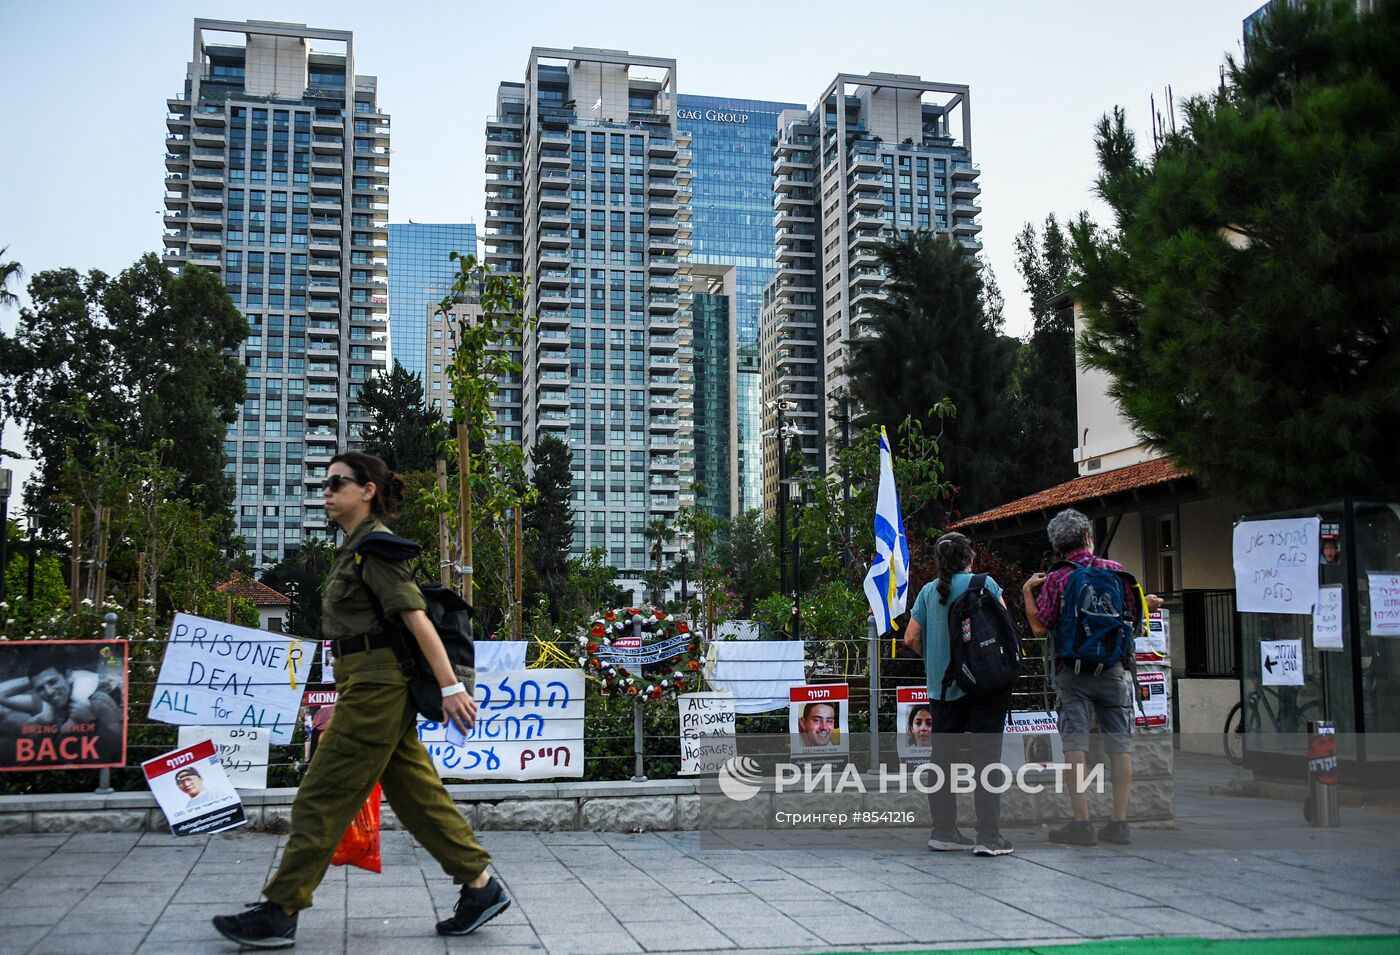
[{"xmin": 0, "ymin": 640, "xmax": 128, "ymax": 771}]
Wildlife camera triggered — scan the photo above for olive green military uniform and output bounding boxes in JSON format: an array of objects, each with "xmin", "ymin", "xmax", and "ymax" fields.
[{"xmin": 263, "ymin": 518, "xmax": 491, "ymax": 912}]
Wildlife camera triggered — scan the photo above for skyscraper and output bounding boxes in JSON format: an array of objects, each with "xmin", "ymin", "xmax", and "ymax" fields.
[
  {"xmin": 678, "ymin": 95, "xmax": 802, "ymax": 518},
  {"xmin": 387, "ymin": 222, "xmax": 476, "ymax": 382},
  {"xmin": 486, "ymin": 48, "xmax": 693, "ymax": 598},
  {"xmin": 760, "ymin": 73, "xmax": 980, "ymax": 513},
  {"xmin": 162, "ymin": 19, "xmax": 390, "ymax": 568}
]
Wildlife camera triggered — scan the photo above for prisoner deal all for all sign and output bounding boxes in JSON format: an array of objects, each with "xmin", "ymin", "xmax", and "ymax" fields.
[
  {"xmin": 148, "ymin": 613, "xmax": 316, "ymax": 744},
  {"xmin": 0, "ymin": 640, "xmax": 128, "ymax": 772}
]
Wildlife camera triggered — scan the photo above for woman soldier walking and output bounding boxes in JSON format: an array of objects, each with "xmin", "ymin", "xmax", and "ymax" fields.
[{"xmin": 213, "ymin": 451, "xmax": 510, "ymax": 948}]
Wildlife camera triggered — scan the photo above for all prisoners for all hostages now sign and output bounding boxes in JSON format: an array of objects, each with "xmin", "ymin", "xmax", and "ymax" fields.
[
  {"xmin": 1233, "ymin": 517, "xmax": 1321, "ymax": 615},
  {"xmin": 417, "ymin": 669, "xmax": 584, "ymax": 781},
  {"xmin": 149, "ymin": 614, "xmax": 316, "ymax": 744}
]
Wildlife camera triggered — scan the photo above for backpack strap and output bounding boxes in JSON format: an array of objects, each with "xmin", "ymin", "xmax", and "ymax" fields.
[{"xmin": 353, "ymin": 535, "xmax": 425, "ymax": 679}]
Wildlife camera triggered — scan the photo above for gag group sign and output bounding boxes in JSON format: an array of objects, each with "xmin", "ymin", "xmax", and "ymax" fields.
[
  {"xmin": 0, "ymin": 640, "xmax": 128, "ymax": 772},
  {"xmin": 149, "ymin": 614, "xmax": 316, "ymax": 744},
  {"xmin": 418, "ymin": 669, "xmax": 584, "ymax": 780}
]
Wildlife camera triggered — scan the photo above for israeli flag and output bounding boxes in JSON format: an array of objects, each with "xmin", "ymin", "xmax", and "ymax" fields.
[{"xmin": 862, "ymin": 426, "xmax": 911, "ymax": 633}]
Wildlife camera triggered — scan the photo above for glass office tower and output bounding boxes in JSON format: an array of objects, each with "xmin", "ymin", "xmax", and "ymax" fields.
[
  {"xmin": 163, "ymin": 20, "xmax": 389, "ymax": 569},
  {"xmin": 387, "ymin": 222, "xmax": 476, "ymax": 382},
  {"xmin": 678, "ymin": 94, "xmax": 801, "ymax": 516}
]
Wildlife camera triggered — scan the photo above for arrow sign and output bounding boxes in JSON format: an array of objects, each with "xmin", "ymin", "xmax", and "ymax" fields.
[
  {"xmin": 1264, "ymin": 655, "xmax": 1276, "ymax": 674},
  {"xmin": 1260, "ymin": 640, "xmax": 1304, "ymax": 687}
]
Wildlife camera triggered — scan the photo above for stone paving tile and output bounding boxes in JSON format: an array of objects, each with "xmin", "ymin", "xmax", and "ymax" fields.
[
  {"xmin": 793, "ymin": 914, "xmax": 913, "ymax": 946},
  {"xmin": 624, "ymin": 920, "xmax": 737, "ymax": 952},
  {"xmin": 28, "ymin": 932, "xmax": 147, "ymax": 955},
  {"xmin": 533, "ymin": 930, "xmax": 643, "ymax": 954},
  {"xmin": 56, "ymin": 832, "xmax": 143, "ymax": 854},
  {"xmin": 3, "ymin": 925, "xmax": 48, "ymax": 952}
]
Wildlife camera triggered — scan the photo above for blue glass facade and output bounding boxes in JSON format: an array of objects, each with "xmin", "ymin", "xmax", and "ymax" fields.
[
  {"xmin": 678, "ymin": 94, "xmax": 801, "ymax": 514},
  {"xmin": 387, "ymin": 223, "xmax": 476, "ymax": 380}
]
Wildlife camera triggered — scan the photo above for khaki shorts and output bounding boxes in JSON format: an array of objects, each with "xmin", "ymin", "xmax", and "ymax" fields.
[{"xmin": 1055, "ymin": 665, "xmax": 1134, "ymax": 754}]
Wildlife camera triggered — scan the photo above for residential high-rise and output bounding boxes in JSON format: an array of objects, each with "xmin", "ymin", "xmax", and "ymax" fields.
[
  {"xmin": 486, "ymin": 48, "xmax": 693, "ymax": 598},
  {"xmin": 387, "ymin": 222, "xmax": 476, "ymax": 382},
  {"xmin": 760, "ymin": 73, "xmax": 980, "ymax": 513},
  {"xmin": 678, "ymin": 95, "xmax": 802, "ymax": 518},
  {"xmin": 163, "ymin": 19, "xmax": 390, "ymax": 568}
]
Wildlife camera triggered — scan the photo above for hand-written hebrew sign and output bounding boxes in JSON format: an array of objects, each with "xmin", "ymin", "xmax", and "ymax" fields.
[
  {"xmin": 149, "ymin": 614, "xmax": 315, "ymax": 744},
  {"xmin": 1314, "ymin": 585, "xmax": 1344, "ymax": 650},
  {"xmin": 678, "ymin": 692, "xmax": 736, "ymax": 775},
  {"xmin": 1368, "ymin": 574, "xmax": 1400, "ymax": 637},
  {"xmin": 416, "ymin": 669, "xmax": 584, "ymax": 780},
  {"xmin": 177, "ymin": 725, "xmax": 270, "ymax": 790},
  {"xmin": 1233, "ymin": 518, "xmax": 1321, "ymax": 615}
]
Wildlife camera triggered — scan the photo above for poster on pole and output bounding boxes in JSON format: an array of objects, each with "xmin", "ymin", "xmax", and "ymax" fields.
[
  {"xmin": 149, "ymin": 614, "xmax": 316, "ymax": 744},
  {"xmin": 788, "ymin": 684, "xmax": 849, "ymax": 758},
  {"xmin": 177, "ymin": 725, "xmax": 270, "ymax": 790},
  {"xmin": 1233, "ymin": 518, "xmax": 1321, "ymax": 614},
  {"xmin": 1313, "ymin": 585, "xmax": 1345, "ymax": 651},
  {"xmin": 1000, "ymin": 711, "xmax": 1063, "ymax": 770},
  {"xmin": 142, "ymin": 739, "xmax": 248, "ymax": 836},
  {"xmin": 417, "ymin": 669, "xmax": 584, "ymax": 781},
  {"xmin": 1368, "ymin": 574, "xmax": 1400, "ymax": 637},
  {"xmin": 320, "ymin": 641, "xmax": 335, "ymax": 684},
  {"xmin": 896, "ymin": 686, "xmax": 932, "ymax": 763},
  {"xmin": 1132, "ymin": 670, "xmax": 1170, "ymax": 728},
  {"xmin": 0, "ymin": 640, "xmax": 127, "ymax": 772},
  {"xmin": 1136, "ymin": 609, "xmax": 1169, "ymax": 662},
  {"xmin": 678, "ymin": 692, "xmax": 736, "ymax": 775},
  {"xmin": 1260, "ymin": 639, "xmax": 1305, "ymax": 686}
]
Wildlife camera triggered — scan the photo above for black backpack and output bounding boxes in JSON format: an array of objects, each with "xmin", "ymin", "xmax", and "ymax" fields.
[
  {"xmin": 940, "ymin": 574, "xmax": 1022, "ymax": 698},
  {"xmin": 354, "ymin": 532, "xmax": 476, "ymax": 724}
]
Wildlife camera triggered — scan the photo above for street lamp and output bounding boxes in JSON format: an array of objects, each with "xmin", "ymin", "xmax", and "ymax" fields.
[
  {"xmin": 0, "ymin": 468, "xmax": 11, "ymax": 606},
  {"xmin": 785, "ymin": 472, "xmax": 803, "ymax": 643},
  {"xmin": 678, "ymin": 528, "xmax": 690, "ymax": 604}
]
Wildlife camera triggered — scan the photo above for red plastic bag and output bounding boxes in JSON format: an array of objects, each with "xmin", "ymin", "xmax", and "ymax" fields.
[{"xmin": 331, "ymin": 783, "xmax": 382, "ymax": 873}]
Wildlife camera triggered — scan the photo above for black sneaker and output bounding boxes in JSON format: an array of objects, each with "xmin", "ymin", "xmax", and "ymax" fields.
[
  {"xmin": 212, "ymin": 901, "xmax": 297, "ymax": 949},
  {"xmin": 926, "ymin": 828, "xmax": 974, "ymax": 851},
  {"xmin": 1049, "ymin": 820, "xmax": 1098, "ymax": 846},
  {"xmin": 1098, "ymin": 820, "xmax": 1131, "ymax": 844},
  {"xmin": 436, "ymin": 876, "xmax": 511, "ymax": 936},
  {"xmin": 973, "ymin": 834, "xmax": 1015, "ymax": 856}
]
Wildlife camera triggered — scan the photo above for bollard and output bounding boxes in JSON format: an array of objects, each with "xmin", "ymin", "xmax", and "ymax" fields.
[
  {"xmin": 1305, "ymin": 721, "xmax": 1340, "ymax": 827},
  {"xmin": 867, "ymin": 615, "xmax": 881, "ymax": 769},
  {"xmin": 94, "ymin": 612, "xmax": 119, "ymax": 795},
  {"xmin": 630, "ymin": 614, "xmax": 647, "ymax": 781}
]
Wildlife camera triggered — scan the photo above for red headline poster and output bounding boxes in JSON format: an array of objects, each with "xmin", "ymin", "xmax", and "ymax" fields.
[
  {"xmin": 142, "ymin": 739, "xmax": 248, "ymax": 836},
  {"xmin": 0, "ymin": 640, "xmax": 128, "ymax": 771}
]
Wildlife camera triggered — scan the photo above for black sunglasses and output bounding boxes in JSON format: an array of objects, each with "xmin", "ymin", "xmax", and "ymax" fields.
[{"xmin": 321, "ymin": 474, "xmax": 364, "ymax": 493}]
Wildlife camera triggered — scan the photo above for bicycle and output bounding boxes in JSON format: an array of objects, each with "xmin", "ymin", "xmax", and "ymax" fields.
[{"xmin": 1223, "ymin": 684, "xmax": 1324, "ymax": 765}]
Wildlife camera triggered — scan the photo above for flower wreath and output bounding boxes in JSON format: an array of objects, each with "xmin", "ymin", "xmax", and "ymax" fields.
[{"xmin": 575, "ymin": 607, "xmax": 706, "ymax": 702}]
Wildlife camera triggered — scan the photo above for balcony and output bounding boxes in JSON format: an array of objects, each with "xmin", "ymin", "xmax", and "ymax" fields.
[
  {"xmin": 951, "ymin": 161, "xmax": 980, "ymax": 180},
  {"xmin": 537, "ymin": 309, "xmax": 570, "ymax": 330},
  {"xmin": 191, "ymin": 124, "xmax": 226, "ymax": 146},
  {"xmin": 952, "ymin": 217, "xmax": 983, "ymax": 235},
  {"xmin": 538, "ymin": 389, "xmax": 569, "ymax": 409},
  {"xmin": 538, "ymin": 228, "xmax": 570, "ymax": 248},
  {"xmin": 951, "ymin": 178, "xmax": 981, "ymax": 199},
  {"xmin": 537, "ymin": 288, "xmax": 570, "ymax": 308},
  {"xmin": 849, "ymin": 151, "xmax": 882, "ymax": 174},
  {"xmin": 538, "ymin": 187, "xmax": 570, "ymax": 209},
  {"xmin": 537, "ymin": 268, "xmax": 570, "ymax": 288},
  {"xmin": 850, "ymin": 267, "xmax": 885, "ymax": 287},
  {"xmin": 848, "ymin": 211, "xmax": 884, "ymax": 232},
  {"xmin": 189, "ymin": 187, "xmax": 223, "ymax": 209},
  {"xmin": 310, "ymin": 175, "xmax": 344, "ymax": 194},
  {"xmin": 313, "ymin": 114, "xmax": 343, "ymax": 131},
  {"xmin": 190, "ymin": 166, "xmax": 224, "ymax": 188},
  {"xmin": 648, "ymin": 256, "xmax": 681, "ymax": 274},
  {"xmin": 646, "ymin": 178, "xmax": 679, "ymax": 197},
  {"xmin": 648, "ymin": 294, "xmax": 680, "ymax": 313},
  {"xmin": 647, "ymin": 216, "xmax": 678, "ymax": 235},
  {"xmin": 308, "ymin": 300, "xmax": 340, "ymax": 316},
  {"xmin": 648, "ymin": 333, "xmax": 679, "ymax": 353},
  {"xmin": 311, "ymin": 154, "xmax": 342, "ymax": 173},
  {"xmin": 310, "ymin": 216, "xmax": 342, "ymax": 236},
  {"xmin": 538, "ymin": 247, "xmax": 570, "ymax": 268},
  {"xmin": 310, "ymin": 195, "xmax": 341, "ymax": 213}
]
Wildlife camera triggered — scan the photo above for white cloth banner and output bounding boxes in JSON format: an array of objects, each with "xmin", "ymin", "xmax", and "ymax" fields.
[
  {"xmin": 708, "ymin": 640, "xmax": 806, "ymax": 714},
  {"xmin": 475, "ymin": 640, "xmax": 528, "ymax": 673}
]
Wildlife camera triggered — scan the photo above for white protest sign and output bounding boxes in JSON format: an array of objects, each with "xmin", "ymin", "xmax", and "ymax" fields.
[
  {"xmin": 149, "ymin": 614, "xmax": 316, "ymax": 744},
  {"xmin": 1313, "ymin": 585, "xmax": 1344, "ymax": 651},
  {"xmin": 1261, "ymin": 639, "xmax": 1305, "ymax": 686},
  {"xmin": 1133, "ymin": 670, "xmax": 1170, "ymax": 728},
  {"xmin": 1000, "ymin": 711, "xmax": 1063, "ymax": 771},
  {"xmin": 1233, "ymin": 518, "xmax": 1321, "ymax": 614},
  {"xmin": 141, "ymin": 739, "xmax": 247, "ymax": 836},
  {"xmin": 1368, "ymin": 574, "xmax": 1400, "ymax": 637},
  {"xmin": 678, "ymin": 692, "xmax": 736, "ymax": 775},
  {"xmin": 1137, "ymin": 609, "xmax": 1169, "ymax": 662},
  {"xmin": 177, "ymin": 725, "xmax": 270, "ymax": 790},
  {"xmin": 320, "ymin": 641, "xmax": 335, "ymax": 684},
  {"xmin": 417, "ymin": 669, "xmax": 584, "ymax": 780}
]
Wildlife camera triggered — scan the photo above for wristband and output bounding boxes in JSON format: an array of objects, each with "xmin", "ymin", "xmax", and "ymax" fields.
[{"xmin": 440, "ymin": 682, "xmax": 467, "ymax": 699}]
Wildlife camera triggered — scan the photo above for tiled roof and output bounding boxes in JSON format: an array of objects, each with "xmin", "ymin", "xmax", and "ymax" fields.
[
  {"xmin": 953, "ymin": 457, "xmax": 1193, "ymax": 530},
  {"xmin": 216, "ymin": 573, "xmax": 292, "ymax": 607}
]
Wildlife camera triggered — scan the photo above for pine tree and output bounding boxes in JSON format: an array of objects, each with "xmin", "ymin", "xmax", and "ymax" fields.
[
  {"xmin": 358, "ymin": 360, "xmax": 443, "ymax": 473},
  {"xmin": 846, "ymin": 231, "xmax": 1017, "ymax": 520},
  {"xmin": 524, "ymin": 434, "xmax": 574, "ymax": 619},
  {"xmin": 1072, "ymin": 0, "xmax": 1400, "ymax": 505}
]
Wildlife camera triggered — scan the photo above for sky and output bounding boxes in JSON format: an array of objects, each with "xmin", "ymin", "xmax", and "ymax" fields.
[{"xmin": 0, "ymin": 0, "xmax": 1263, "ymax": 505}]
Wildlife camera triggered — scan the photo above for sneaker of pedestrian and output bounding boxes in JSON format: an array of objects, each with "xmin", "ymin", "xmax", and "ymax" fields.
[
  {"xmin": 211, "ymin": 901, "xmax": 298, "ymax": 949},
  {"xmin": 1098, "ymin": 820, "xmax": 1131, "ymax": 844},
  {"xmin": 973, "ymin": 834, "xmax": 1015, "ymax": 857},
  {"xmin": 436, "ymin": 875, "xmax": 512, "ymax": 936},
  {"xmin": 926, "ymin": 828, "xmax": 974, "ymax": 851},
  {"xmin": 1049, "ymin": 820, "xmax": 1098, "ymax": 846}
]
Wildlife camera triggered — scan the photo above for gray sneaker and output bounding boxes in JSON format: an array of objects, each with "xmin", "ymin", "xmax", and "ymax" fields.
[
  {"xmin": 973, "ymin": 834, "xmax": 1014, "ymax": 856},
  {"xmin": 927, "ymin": 828, "xmax": 974, "ymax": 851},
  {"xmin": 1049, "ymin": 820, "xmax": 1098, "ymax": 846}
]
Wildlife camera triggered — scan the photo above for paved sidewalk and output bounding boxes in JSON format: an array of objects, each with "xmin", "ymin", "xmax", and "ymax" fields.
[{"xmin": 3, "ymin": 754, "xmax": 1399, "ymax": 955}]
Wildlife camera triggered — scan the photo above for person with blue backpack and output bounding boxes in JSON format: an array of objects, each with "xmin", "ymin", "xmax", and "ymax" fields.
[
  {"xmin": 1022, "ymin": 508, "xmax": 1163, "ymax": 847},
  {"xmin": 903, "ymin": 532, "xmax": 1020, "ymax": 858}
]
